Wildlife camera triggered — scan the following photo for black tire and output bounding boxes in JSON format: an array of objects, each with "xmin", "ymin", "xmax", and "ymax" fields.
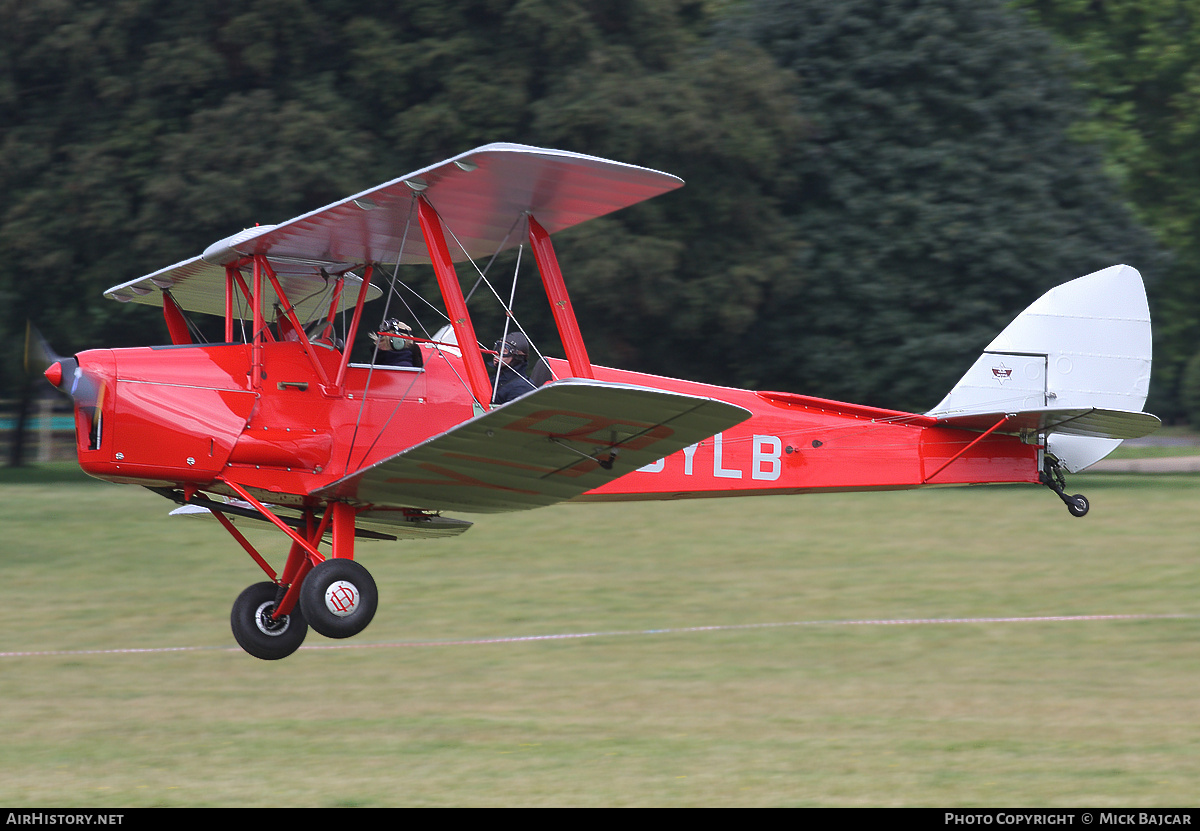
[
  {"xmin": 299, "ymin": 558, "xmax": 378, "ymax": 639},
  {"xmin": 231, "ymin": 581, "xmax": 308, "ymax": 660},
  {"xmin": 1067, "ymin": 494, "xmax": 1090, "ymax": 518}
]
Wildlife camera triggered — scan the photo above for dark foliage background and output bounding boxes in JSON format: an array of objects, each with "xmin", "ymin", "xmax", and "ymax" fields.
[{"xmin": 2, "ymin": 0, "xmax": 1187, "ymax": 461}]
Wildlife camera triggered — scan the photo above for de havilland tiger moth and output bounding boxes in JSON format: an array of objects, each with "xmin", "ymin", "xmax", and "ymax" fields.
[{"xmin": 27, "ymin": 143, "xmax": 1159, "ymax": 659}]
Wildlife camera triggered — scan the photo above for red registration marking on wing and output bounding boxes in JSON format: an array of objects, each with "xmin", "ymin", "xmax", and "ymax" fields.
[
  {"xmin": 437, "ymin": 452, "xmax": 550, "ymax": 473},
  {"xmin": 384, "ymin": 462, "xmax": 542, "ymax": 496},
  {"xmin": 437, "ymin": 450, "xmax": 601, "ymax": 479},
  {"xmin": 503, "ymin": 409, "xmax": 674, "ymax": 450}
]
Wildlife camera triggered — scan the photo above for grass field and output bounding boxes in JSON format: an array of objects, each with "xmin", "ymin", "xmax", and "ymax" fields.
[{"xmin": 1, "ymin": 464, "xmax": 1197, "ymax": 806}]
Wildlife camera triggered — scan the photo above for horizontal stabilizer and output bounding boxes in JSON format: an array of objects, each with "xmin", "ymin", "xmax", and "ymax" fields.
[
  {"xmin": 934, "ymin": 407, "xmax": 1161, "ymax": 440},
  {"xmin": 314, "ymin": 379, "xmax": 751, "ymax": 513}
]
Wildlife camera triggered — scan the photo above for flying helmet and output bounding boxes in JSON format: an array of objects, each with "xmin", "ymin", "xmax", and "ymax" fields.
[
  {"xmin": 370, "ymin": 318, "xmax": 413, "ymax": 350},
  {"xmin": 494, "ymin": 331, "xmax": 530, "ymax": 360}
]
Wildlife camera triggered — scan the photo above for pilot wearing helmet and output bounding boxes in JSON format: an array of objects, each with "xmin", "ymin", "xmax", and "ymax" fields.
[
  {"xmin": 490, "ymin": 331, "xmax": 539, "ymax": 404},
  {"xmin": 370, "ymin": 318, "xmax": 422, "ymax": 367}
]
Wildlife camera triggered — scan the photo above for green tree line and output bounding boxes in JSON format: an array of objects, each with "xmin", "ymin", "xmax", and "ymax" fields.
[
  {"xmin": 1015, "ymin": 0, "xmax": 1200, "ymax": 422},
  {"xmin": 1, "ymin": 0, "xmax": 1189, "ymax": 465}
]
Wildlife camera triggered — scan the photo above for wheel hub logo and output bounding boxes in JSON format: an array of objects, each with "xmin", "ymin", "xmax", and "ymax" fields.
[{"xmin": 324, "ymin": 580, "xmax": 359, "ymax": 616}]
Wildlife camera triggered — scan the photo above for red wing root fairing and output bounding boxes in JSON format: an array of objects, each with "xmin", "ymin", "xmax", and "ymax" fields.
[{"xmin": 31, "ymin": 144, "xmax": 1158, "ymax": 659}]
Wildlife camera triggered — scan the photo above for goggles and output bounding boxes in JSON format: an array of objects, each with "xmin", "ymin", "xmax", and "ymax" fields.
[{"xmin": 493, "ymin": 340, "xmax": 524, "ymax": 358}]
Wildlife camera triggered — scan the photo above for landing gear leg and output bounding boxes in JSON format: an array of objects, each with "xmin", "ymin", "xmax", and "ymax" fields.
[
  {"xmin": 1040, "ymin": 456, "xmax": 1089, "ymax": 518},
  {"xmin": 298, "ymin": 502, "xmax": 378, "ymax": 639}
]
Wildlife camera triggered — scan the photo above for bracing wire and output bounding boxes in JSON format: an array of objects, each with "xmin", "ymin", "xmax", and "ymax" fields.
[
  {"xmin": 464, "ymin": 212, "xmax": 525, "ymax": 304},
  {"xmin": 492, "ymin": 242, "xmax": 524, "ymax": 405},
  {"xmin": 433, "ymin": 207, "xmax": 546, "ymax": 368},
  {"xmin": 338, "ymin": 199, "xmax": 552, "ymax": 475}
]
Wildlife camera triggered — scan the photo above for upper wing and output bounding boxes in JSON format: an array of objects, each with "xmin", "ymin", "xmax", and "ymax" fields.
[
  {"xmin": 934, "ymin": 407, "xmax": 1161, "ymax": 439},
  {"xmin": 314, "ymin": 379, "xmax": 750, "ymax": 513},
  {"xmin": 104, "ymin": 144, "xmax": 683, "ymax": 317}
]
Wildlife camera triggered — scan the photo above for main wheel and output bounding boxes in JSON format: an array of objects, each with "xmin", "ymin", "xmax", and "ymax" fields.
[
  {"xmin": 1067, "ymin": 494, "xmax": 1090, "ymax": 517},
  {"xmin": 299, "ymin": 558, "xmax": 378, "ymax": 639},
  {"xmin": 231, "ymin": 581, "xmax": 308, "ymax": 660}
]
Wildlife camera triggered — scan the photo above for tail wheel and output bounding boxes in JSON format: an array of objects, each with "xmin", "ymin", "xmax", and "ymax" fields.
[
  {"xmin": 1041, "ymin": 457, "xmax": 1090, "ymax": 519},
  {"xmin": 300, "ymin": 558, "xmax": 378, "ymax": 639},
  {"xmin": 231, "ymin": 581, "xmax": 308, "ymax": 660}
]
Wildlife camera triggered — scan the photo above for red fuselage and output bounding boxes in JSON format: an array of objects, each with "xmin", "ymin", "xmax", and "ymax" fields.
[{"xmin": 69, "ymin": 341, "xmax": 1039, "ymax": 508}]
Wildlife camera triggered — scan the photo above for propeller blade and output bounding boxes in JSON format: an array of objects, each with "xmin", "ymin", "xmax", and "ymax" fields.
[
  {"xmin": 25, "ymin": 322, "xmax": 102, "ymax": 408},
  {"xmin": 24, "ymin": 322, "xmax": 63, "ymax": 377}
]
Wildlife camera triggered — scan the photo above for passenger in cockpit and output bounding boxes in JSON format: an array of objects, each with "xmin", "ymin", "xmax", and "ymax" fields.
[{"xmin": 370, "ymin": 318, "xmax": 422, "ymax": 367}]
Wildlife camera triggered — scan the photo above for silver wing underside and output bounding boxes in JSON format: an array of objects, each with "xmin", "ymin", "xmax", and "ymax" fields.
[{"xmin": 314, "ymin": 379, "xmax": 749, "ymax": 514}]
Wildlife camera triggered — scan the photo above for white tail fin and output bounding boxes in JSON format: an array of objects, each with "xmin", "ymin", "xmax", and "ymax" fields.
[{"xmin": 927, "ymin": 264, "xmax": 1155, "ymax": 472}]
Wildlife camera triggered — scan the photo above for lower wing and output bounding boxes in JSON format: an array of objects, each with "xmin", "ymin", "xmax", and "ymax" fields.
[{"xmin": 313, "ymin": 379, "xmax": 751, "ymax": 513}]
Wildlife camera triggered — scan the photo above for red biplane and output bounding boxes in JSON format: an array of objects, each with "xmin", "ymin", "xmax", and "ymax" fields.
[{"xmin": 28, "ymin": 144, "xmax": 1159, "ymax": 659}]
